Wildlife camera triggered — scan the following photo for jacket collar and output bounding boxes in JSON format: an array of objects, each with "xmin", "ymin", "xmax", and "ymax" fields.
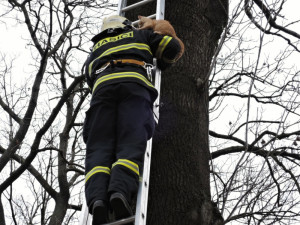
[{"xmin": 91, "ymin": 26, "xmax": 133, "ymax": 43}]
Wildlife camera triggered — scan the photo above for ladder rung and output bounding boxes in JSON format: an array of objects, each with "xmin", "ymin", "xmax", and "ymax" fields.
[
  {"xmin": 103, "ymin": 216, "xmax": 135, "ymax": 225},
  {"xmin": 121, "ymin": 0, "xmax": 155, "ymax": 12},
  {"xmin": 132, "ymin": 14, "xmax": 156, "ymax": 26}
]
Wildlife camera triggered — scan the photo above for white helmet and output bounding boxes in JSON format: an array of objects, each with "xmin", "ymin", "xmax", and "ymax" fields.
[{"xmin": 101, "ymin": 15, "xmax": 131, "ymax": 32}]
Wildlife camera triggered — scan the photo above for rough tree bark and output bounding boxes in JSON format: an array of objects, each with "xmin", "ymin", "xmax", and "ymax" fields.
[{"xmin": 127, "ymin": 0, "xmax": 228, "ymax": 224}]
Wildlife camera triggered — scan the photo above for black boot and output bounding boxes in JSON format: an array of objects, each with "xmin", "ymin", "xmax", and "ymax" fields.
[
  {"xmin": 92, "ymin": 200, "xmax": 108, "ymax": 225},
  {"xmin": 110, "ymin": 192, "xmax": 133, "ymax": 223}
]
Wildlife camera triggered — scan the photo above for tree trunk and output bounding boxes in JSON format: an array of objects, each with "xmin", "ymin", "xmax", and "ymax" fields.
[{"xmin": 127, "ymin": 0, "xmax": 228, "ymax": 224}]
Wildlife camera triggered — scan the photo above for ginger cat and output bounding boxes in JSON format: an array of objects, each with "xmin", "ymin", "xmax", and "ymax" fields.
[{"xmin": 138, "ymin": 15, "xmax": 184, "ymax": 62}]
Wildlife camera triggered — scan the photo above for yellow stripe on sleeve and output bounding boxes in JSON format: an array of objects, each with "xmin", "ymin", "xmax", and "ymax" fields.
[{"xmin": 156, "ymin": 36, "xmax": 172, "ymax": 59}]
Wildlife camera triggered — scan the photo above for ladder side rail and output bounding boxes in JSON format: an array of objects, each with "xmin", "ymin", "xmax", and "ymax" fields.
[
  {"xmin": 152, "ymin": 59, "xmax": 161, "ymax": 123},
  {"xmin": 156, "ymin": 0, "xmax": 165, "ymax": 20},
  {"xmin": 117, "ymin": 0, "xmax": 127, "ymax": 16},
  {"xmin": 79, "ymin": 197, "xmax": 92, "ymax": 225},
  {"xmin": 152, "ymin": 0, "xmax": 165, "ymax": 121},
  {"xmin": 135, "ymin": 1, "xmax": 165, "ymax": 225},
  {"xmin": 135, "ymin": 139, "xmax": 153, "ymax": 225}
]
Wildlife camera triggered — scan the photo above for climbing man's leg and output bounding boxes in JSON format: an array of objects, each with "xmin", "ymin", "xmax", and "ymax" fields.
[
  {"xmin": 84, "ymin": 86, "xmax": 118, "ymax": 224},
  {"xmin": 108, "ymin": 83, "xmax": 155, "ymax": 220}
]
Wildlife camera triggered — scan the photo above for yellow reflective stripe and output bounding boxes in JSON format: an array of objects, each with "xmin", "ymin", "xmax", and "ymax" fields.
[
  {"xmin": 88, "ymin": 43, "xmax": 152, "ymax": 76},
  {"xmin": 112, "ymin": 159, "xmax": 139, "ymax": 176},
  {"xmin": 85, "ymin": 166, "xmax": 110, "ymax": 183},
  {"xmin": 88, "ymin": 61, "xmax": 94, "ymax": 76},
  {"xmin": 93, "ymin": 31, "xmax": 134, "ymax": 52},
  {"xmin": 100, "ymin": 43, "xmax": 152, "ymax": 58},
  {"xmin": 92, "ymin": 72, "xmax": 154, "ymax": 93},
  {"xmin": 156, "ymin": 36, "xmax": 172, "ymax": 59}
]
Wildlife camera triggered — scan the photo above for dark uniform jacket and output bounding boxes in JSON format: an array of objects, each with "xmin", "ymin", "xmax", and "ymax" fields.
[{"xmin": 85, "ymin": 26, "xmax": 181, "ymax": 102}]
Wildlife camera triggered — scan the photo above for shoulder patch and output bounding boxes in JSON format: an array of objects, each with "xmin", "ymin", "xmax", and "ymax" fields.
[{"xmin": 93, "ymin": 31, "xmax": 134, "ymax": 52}]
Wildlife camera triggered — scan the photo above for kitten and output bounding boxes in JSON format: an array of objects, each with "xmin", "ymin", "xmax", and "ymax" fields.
[{"xmin": 138, "ymin": 15, "xmax": 184, "ymax": 61}]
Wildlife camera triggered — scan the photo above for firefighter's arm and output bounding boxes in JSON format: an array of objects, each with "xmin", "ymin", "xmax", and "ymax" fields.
[
  {"xmin": 149, "ymin": 32, "xmax": 182, "ymax": 70},
  {"xmin": 157, "ymin": 35, "xmax": 182, "ymax": 63},
  {"xmin": 84, "ymin": 57, "xmax": 93, "ymax": 93}
]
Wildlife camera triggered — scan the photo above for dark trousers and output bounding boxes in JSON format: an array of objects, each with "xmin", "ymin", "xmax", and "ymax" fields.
[{"xmin": 83, "ymin": 83, "xmax": 155, "ymax": 212}]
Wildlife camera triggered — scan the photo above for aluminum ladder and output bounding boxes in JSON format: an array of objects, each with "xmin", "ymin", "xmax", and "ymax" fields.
[
  {"xmin": 79, "ymin": 0, "xmax": 164, "ymax": 224},
  {"xmin": 117, "ymin": 0, "xmax": 164, "ymax": 123}
]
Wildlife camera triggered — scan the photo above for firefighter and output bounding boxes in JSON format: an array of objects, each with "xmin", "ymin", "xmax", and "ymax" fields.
[{"xmin": 83, "ymin": 15, "xmax": 182, "ymax": 224}]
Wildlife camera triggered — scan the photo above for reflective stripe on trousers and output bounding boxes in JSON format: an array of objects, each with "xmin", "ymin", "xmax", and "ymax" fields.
[
  {"xmin": 85, "ymin": 166, "xmax": 111, "ymax": 183},
  {"xmin": 112, "ymin": 159, "xmax": 139, "ymax": 176}
]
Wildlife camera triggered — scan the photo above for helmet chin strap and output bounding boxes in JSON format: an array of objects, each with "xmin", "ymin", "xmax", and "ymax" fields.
[
  {"xmin": 106, "ymin": 25, "xmax": 134, "ymax": 34},
  {"xmin": 122, "ymin": 19, "xmax": 132, "ymax": 26},
  {"xmin": 123, "ymin": 20, "xmax": 136, "ymax": 30},
  {"xmin": 107, "ymin": 28, "xmax": 116, "ymax": 33}
]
